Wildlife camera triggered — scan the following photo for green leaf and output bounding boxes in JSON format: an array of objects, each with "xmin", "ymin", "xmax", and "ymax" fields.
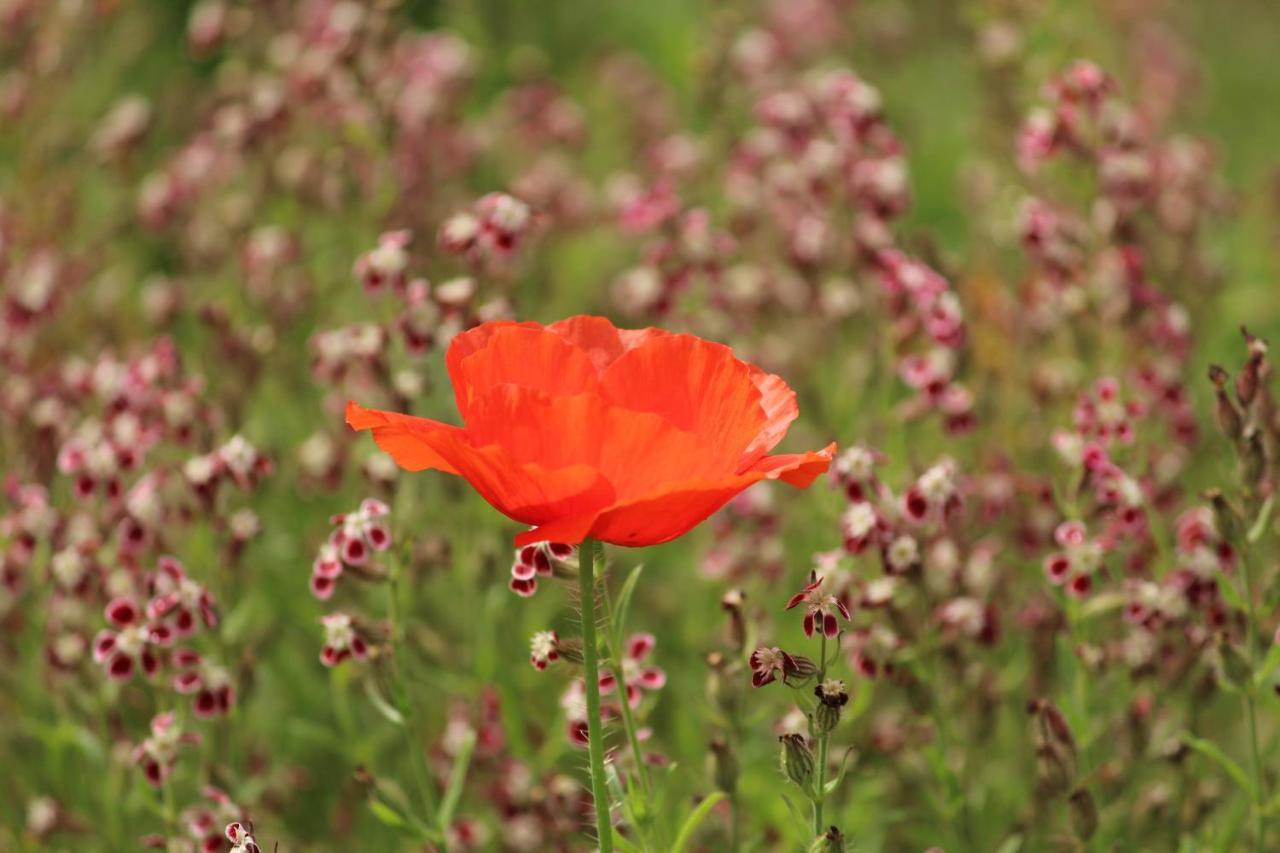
[
  {"xmin": 824, "ymin": 747, "xmax": 857, "ymax": 795},
  {"xmin": 436, "ymin": 728, "xmax": 475, "ymax": 833},
  {"xmin": 1247, "ymin": 495, "xmax": 1274, "ymax": 544},
  {"xmin": 1254, "ymin": 639, "xmax": 1280, "ymax": 688},
  {"xmin": 612, "ymin": 563, "xmax": 645, "ymax": 638},
  {"xmin": 610, "ymin": 829, "xmax": 644, "ymax": 853},
  {"xmin": 994, "ymin": 836, "xmax": 1024, "ymax": 853},
  {"xmin": 363, "ymin": 677, "xmax": 405, "ymax": 726},
  {"xmin": 1182, "ymin": 734, "xmax": 1258, "ymax": 799},
  {"xmin": 368, "ymin": 800, "xmax": 408, "ymax": 829},
  {"xmin": 671, "ymin": 791, "xmax": 726, "ymax": 853},
  {"xmin": 1217, "ymin": 576, "xmax": 1246, "ymax": 613}
]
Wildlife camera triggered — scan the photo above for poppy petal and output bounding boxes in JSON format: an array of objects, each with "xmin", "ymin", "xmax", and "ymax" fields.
[
  {"xmin": 446, "ymin": 323, "xmax": 601, "ymax": 422},
  {"xmin": 345, "ymin": 401, "xmax": 463, "ymax": 473},
  {"xmin": 584, "ymin": 473, "xmax": 768, "ymax": 547},
  {"xmin": 515, "ymin": 443, "xmax": 835, "ymax": 546},
  {"xmin": 465, "ymin": 385, "xmax": 721, "ymax": 498},
  {"xmin": 599, "ymin": 333, "xmax": 765, "ymax": 469},
  {"xmin": 747, "ymin": 442, "xmax": 837, "ymax": 488},
  {"xmin": 348, "ymin": 401, "xmax": 614, "ymax": 525},
  {"xmin": 546, "ymin": 315, "xmax": 664, "ymax": 373},
  {"xmin": 739, "ymin": 366, "xmax": 799, "ymax": 465}
]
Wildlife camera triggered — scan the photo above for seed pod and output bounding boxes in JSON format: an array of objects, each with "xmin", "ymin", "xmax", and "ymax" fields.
[
  {"xmin": 1069, "ymin": 788, "xmax": 1098, "ymax": 839},
  {"xmin": 779, "ymin": 733, "xmax": 815, "ymax": 789}
]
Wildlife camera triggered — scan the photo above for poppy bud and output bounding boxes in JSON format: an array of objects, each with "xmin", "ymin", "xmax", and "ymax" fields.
[
  {"xmin": 779, "ymin": 733, "xmax": 815, "ymax": 789},
  {"xmin": 709, "ymin": 736, "xmax": 738, "ymax": 794},
  {"xmin": 808, "ymin": 826, "xmax": 846, "ymax": 852},
  {"xmin": 813, "ymin": 679, "xmax": 849, "ymax": 735},
  {"xmin": 1069, "ymin": 788, "xmax": 1098, "ymax": 839},
  {"xmin": 1208, "ymin": 365, "xmax": 1243, "ymax": 442}
]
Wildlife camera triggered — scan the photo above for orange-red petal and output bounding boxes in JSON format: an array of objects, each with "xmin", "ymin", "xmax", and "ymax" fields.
[
  {"xmin": 347, "ymin": 401, "xmax": 615, "ymax": 525},
  {"xmin": 344, "ymin": 401, "xmax": 463, "ymax": 474},
  {"xmin": 445, "ymin": 322, "xmax": 601, "ymax": 423},
  {"xmin": 513, "ymin": 442, "xmax": 835, "ymax": 547},
  {"xmin": 599, "ymin": 333, "xmax": 766, "ymax": 472},
  {"xmin": 739, "ymin": 366, "xmax": 799, "ymax": 467}
]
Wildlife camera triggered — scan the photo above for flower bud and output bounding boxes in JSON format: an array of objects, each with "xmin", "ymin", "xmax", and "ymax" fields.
[
  {"xmin": 709, "ymin": 736, "xmax": 738, "ymax": 794},
  {"xmin": 1029, "ymin": 699, "xmax": 1077, "ymax": 797},
  {"xmin": 1069, "ymin": 788, "xmax": 1098, "ymax": 839},
  {"xmin": 779, "ymin": 733, "xmax": 815, "ymax": 789},
  {"xmin": 1236, "ymin": 327, "xmax": 1267, "ymax": 409},
  {"xmin": 808, "ymin": 825, "xmax": 846, "ymax": 852},
  {"xmin": 1208, "ymin": 365, "xmax": 1243, "ymax": 442},
  {"xmin": 1241, "ymin": 428, "xmax": 1266, "ymax": 486},
  {"xmin": 813, "ymin": 679, "xmax": 849, "ymax": 735},
  {"xmin": 784, "ymin": 654, "xmax": 819, "ymax": 685},
  {"xmin": 721, "ymin": 588, "xmax": 747, "ymax": 653}
]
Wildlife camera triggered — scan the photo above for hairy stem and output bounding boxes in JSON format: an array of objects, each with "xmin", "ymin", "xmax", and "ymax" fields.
[
  {"xmin": 812, "ymin": 631, "xmax": 829, "ymax": 836},
  {"xmin": 579, "ymin": 539, "xmax": 614, "ymax": 852},
  {"xmin": 601, "ymin": 577, "xmax": 652, "ymax": 796}
]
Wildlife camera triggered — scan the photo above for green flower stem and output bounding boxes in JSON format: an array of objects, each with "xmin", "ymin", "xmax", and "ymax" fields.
[
  {"xmin": 1238, "ymin": 548, "xmax": 1266, "ymax": 851},
  {"xmin": 387, "ymin": 549, "xmax": 437, "ymax": 821},
  {"xmin": 600, "ymin": 572, "xmax": 652, "ymax": 797},
  {"xmin": 579, "ymin": 539, "xmax": 614, "ymax": 853},
  {"xmin": 812, "ymin": 631, "xmax": 829, "ymax": 836}
]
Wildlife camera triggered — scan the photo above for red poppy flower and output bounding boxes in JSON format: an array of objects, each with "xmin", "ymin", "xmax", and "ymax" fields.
[{"xmin": 347, "ymin": 315, "xmax": 835, "ymax": 546}]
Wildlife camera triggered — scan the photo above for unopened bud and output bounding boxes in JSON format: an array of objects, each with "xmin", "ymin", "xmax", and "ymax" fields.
[
  {"xmin": 1242, "ymin": 428, "xmax": 1266, "ymax": 486},
  {"xmin": 808, "ymin": 825, "xmax": 846, "ymax": 852},
  {"xmin": 709, "ymin": 737, "xmax": 738, "ymax": 794},
  {"xmin": 1209, "ymin": 366, "xmax": 1243, "ymax": 441},
  {"xmin": 1029, "ymin": 699, "xmax": 1077, "ymax": 797},
  {"xmin": 1236, "ymin": 327, "xmax": 1267, "ymax": 408},
  {"xmin": 721, "ymin": 588, "xmax": 747, "ymax": 653},
  {"xmin": 1069, "ymin": 788, "xmax": 1098, "ymax": 839},
  {"xmin": 784, "ymin": 654, "xmax": 819, "ymax": 685},
  {"xmin": 779, "ymin": 733, "xmax": 815, "ymax": 789}
]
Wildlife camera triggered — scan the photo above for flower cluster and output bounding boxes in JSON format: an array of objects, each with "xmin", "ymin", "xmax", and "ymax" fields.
[{"xmin": 309, "ymin": 498, "xmax": 392, "ymax": 600}]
